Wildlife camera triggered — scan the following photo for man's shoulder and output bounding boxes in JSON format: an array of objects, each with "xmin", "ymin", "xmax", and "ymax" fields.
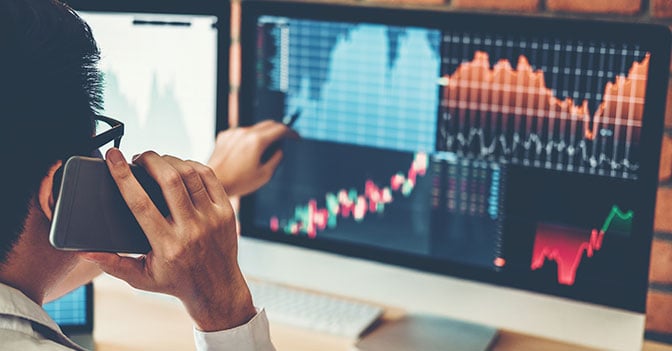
[{"xmin": 0, "ymin": 328, "xmax": 75, "ymax": 351}]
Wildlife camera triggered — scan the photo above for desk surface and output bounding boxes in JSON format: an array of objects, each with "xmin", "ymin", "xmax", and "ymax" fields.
[{"xmin": 92, "ymin": 275, "xmax": 672, "ymax": 351}]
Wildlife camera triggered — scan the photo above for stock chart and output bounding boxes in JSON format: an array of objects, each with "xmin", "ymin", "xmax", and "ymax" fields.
[
  {"xmin": 251, "ymin": 15, "xmax": 652, "ymax": 310},
  {"xmin": 438, "ymin": 36, "xmax": 648, "ymax": 179}
]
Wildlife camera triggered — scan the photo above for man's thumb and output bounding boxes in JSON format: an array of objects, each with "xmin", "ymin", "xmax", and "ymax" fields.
[{"xmin": 80, "ymin": 252, "xmax": 147, "ymax": 289}]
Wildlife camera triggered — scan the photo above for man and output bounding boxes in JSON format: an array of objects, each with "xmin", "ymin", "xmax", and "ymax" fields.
[{"xmin": 0, "ymin": 0, "xmax": 293, "ymax": 349}]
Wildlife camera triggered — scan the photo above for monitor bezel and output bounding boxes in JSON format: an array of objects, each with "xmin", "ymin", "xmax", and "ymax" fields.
[
  {"xmin": 238, "ymin": 0, "xmax": 670, "ymax": 313},
  {"xmin": 66, "ymin": 0, "xmax": 231, "ymax": 132}
]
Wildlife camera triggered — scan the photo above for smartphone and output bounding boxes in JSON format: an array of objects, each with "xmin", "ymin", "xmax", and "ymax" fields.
[{"xmin": 49, "ymin": 156, "xmax": 169, "ymax": 254}]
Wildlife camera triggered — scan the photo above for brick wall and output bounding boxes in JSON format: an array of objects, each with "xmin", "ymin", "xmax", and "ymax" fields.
[{"xmin": 228, "ymin": 0, "xmax": 672, "ymax": 343}]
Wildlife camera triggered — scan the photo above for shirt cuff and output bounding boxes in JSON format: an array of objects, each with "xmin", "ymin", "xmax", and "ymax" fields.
[{"xmin": 193, "ymin": 308, "xmax": 276, "ymax": 351}]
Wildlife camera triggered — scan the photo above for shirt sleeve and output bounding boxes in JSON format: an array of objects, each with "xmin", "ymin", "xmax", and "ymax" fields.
[{"xmin": 193, "ymin": 309, "xmax": 276, "ymax": 351}]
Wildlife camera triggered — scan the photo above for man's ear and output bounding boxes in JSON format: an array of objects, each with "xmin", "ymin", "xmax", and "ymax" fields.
[{"xmin": 38, "ymin": 161, "xmax": 63, "ymax": 221}]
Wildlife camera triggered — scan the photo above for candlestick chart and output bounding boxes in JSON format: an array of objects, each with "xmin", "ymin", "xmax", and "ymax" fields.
[
  {"xmin": 257, "ymin": 141, "xmax": 506, "ymax": 269},
  {"xmin": 438, "ymin": 35, "xmax": 650, "ymax": 179},
  {"xmin": 253, "ymin": 140, "xmax": 437, "ymax": 257},
  {"xmin": 270, "ymin": 152, "xmax": 429, "ymax": 238}
]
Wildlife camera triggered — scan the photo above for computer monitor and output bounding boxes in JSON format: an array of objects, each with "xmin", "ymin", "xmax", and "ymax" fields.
[
  {"xmin": 237, "ymin": 1, "xmax": 671, "ymax": 349},
  {"xmin": 49, "ymin": 0, "xmax": 230, "ymax": 338},
  {"xmin": 44, "ymin": 284, "xmax": 93, "ymax": 334},
  {"xmin": 68, "ymin": 0, "xmax": 230, "ymax": 163}
]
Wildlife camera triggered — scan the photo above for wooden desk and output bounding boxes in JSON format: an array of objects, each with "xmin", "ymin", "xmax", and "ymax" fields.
[{"xmin": 92, "ymin": 275, "xmax": 672, "ymax": 351}]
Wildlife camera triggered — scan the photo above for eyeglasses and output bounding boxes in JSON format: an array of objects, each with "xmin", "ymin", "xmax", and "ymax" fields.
[
  {"xmin": 51, "ymin": 115, "xmax": 125, "ymax": 198},
  {"xmin": 89, "ymin": 114, "xmax": 124, "ymax": 157}
]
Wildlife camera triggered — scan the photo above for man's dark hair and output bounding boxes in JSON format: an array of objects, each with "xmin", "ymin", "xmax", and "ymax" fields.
[{"xmin": 0, "ymin": 0, "xmax": 103, "ymax": 264}]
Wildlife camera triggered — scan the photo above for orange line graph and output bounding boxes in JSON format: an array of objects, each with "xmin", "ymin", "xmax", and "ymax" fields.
[
  {"xmin": 439, "ymin": 50, "xmax": 650, "ymax": 175},
  {"xmin": 441, "ymin": 51, "xmax": 649, "ymax": 137}
]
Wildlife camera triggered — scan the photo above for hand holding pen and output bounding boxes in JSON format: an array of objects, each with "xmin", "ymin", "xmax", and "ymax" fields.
[
  {"xmin": 260, "ymin": 109, "xmax": 302, "ymax": 163},
  {"xmin": 281, "ymin": 109, "xmax": 302, "ymax": 128},
  {"xmin": 207, "ymin": 113, "xmax": 300, "ymax": 196}
]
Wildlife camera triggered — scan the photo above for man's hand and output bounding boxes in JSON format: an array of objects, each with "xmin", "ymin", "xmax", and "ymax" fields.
[
  {"xmin": 207, "ymin": 120, "xmax": 298, "ymax": 197},
  {"xmin": 81, "ymin": 148, "xmax": 256, "ymax": 332}
]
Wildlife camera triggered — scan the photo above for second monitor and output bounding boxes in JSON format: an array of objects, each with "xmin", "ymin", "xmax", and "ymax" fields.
[{"xmin": 70, "ymin": 0, "xmax": 230, "ymax": 162}]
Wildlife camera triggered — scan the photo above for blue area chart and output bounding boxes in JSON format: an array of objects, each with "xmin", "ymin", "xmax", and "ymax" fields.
[{"xmin": 277, "ymin": 19, "xmax": 442, "ymax": 152}]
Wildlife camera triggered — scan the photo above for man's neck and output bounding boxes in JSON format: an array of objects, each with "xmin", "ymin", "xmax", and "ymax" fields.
[{"xmin": 0, "ymin": 208, "xmax": 75, "ymax": 305}]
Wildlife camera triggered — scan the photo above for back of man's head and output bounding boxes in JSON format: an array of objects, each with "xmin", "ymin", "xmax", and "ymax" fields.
[{"xmin": 0, "ymin": 0, "xmax": 103, "ymax": 264}]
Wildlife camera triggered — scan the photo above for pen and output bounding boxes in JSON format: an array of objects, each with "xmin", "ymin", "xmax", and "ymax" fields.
[
  {"xmin": 282, "ymin": 109, "xmax": 301, "ymax": 128},
  {"xmin": 261, "ymin": 109, "xmax": 302, "ymax": 163}
]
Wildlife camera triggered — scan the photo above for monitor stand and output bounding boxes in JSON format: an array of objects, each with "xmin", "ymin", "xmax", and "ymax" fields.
[{"xmin": 354, "ymin": 313, "xmax": 498, "ymax": 351}]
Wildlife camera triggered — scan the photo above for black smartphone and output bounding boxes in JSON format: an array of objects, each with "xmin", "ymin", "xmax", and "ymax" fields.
[{"xmin": 49, "ymin": 156, "xmax": 169, "ymax": 254}]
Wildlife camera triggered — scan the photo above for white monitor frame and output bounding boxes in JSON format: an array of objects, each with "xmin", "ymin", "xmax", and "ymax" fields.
[{"xmin": 239, "ymin": 237, "xmax": 645, "ymax": 350}]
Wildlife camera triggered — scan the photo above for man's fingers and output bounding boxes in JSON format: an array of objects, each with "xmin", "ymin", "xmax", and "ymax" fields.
[
  {"xmin": 261, "ymin": 149, "xmax": 283, "ymax": 176},
  {"xmin": 105, "ymin": 148, "xmax": 168, "ymax": 249},
  {"xmin": 214, "ymin": 127, "xmax": 244, "ymax": 146},
  {"xmin": 254, "ymin": 122, "xmax": 299, "ymax": 147},
  {"xmin": 250, "ymin": 119, "xmax": 276, "ymax": 130},
  {"xmin": 132, "ymin": 151, "xmax": 196, "ymax": 221},
  {"xmin": 80, "ymin": 252, "xmax": 148, "ymax": 290},
  {"xmin": 185, "ymin": 161, "xmax": 229, "ymax": 206},
  {"xmin": 163, "ymin": 156, "xmax": 212, "ymax": 209}
]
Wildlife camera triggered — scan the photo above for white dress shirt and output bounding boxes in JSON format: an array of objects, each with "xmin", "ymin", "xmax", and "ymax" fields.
[{"xmin": 0, "ymin": 282, "xmax": 275, "ymax": 351}]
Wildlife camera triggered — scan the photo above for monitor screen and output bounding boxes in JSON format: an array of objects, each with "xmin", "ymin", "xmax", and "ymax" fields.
[
  {"xmin": 44, "ymin": 284, "xmax": 92, "ymax": 331},
  {"xmin": 78, "ymin": 11, "xmax": 219, "ymax": 162},
  {"xmin": 240, "ymin": 3, "xmax": 669, "ymax": 314},
  {"xmin": 67, "ymin": 0, "xmax": 231, "ymax": 163}
]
